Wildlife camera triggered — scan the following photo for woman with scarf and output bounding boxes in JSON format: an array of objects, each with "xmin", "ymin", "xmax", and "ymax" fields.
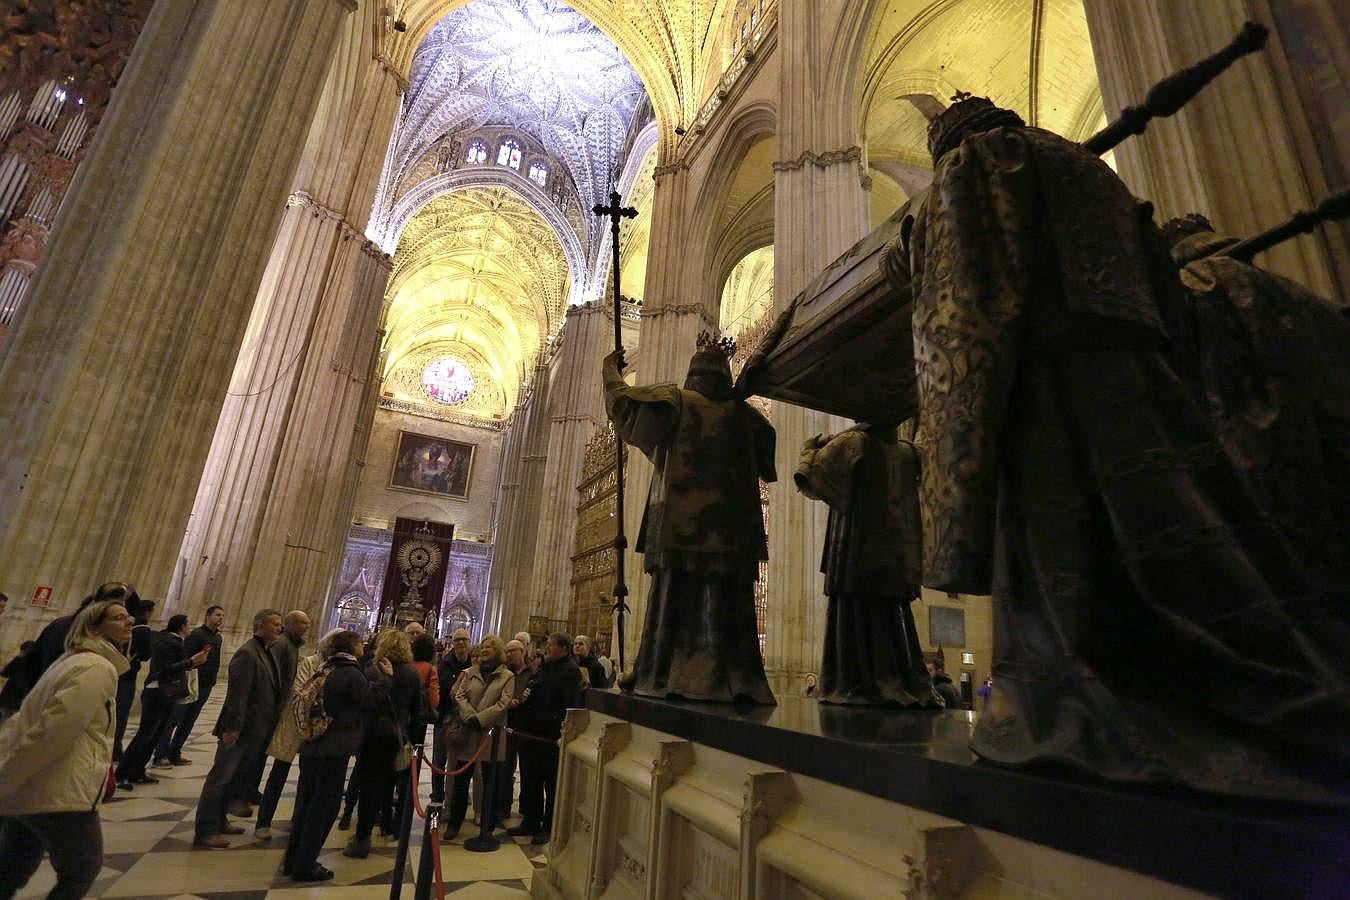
[{"xmin": 0, "ymin": 599, "xmax": 135, "ymax": 899}]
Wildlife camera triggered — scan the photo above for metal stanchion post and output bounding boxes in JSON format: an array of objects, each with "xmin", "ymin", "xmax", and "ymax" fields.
[
  {"xmin": 413, "ymin": 799, "xmax": 441, "ymax": 900},
  {"xmin": 463, "ymin": 726, "xmax": 501, "ymax": 853},
  {"xmin": 389, "ymin": 744, "xmax": 421, "ymax": 899}
]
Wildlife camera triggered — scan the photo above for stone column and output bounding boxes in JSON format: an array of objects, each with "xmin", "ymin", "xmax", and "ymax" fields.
[
  {"xmin": 169, "ymin": 22, "xmax": 404, "ymax": 641},
  {"xmin": 1082, "ymin": 0, "xmax": 1339, "ymax": 296},
  {"xmin": 0, "ymin": 0, "xmax": 354, "ymax": 651},
  {"xmin": 532, "ymin": 303, "xmax": 610, "ymax": 622},
  {"xmin": 760, "ymin": 0, "xmax": 871, "ymax": 697},
  {"xmin": 484, "ymin": 357, "xmax": 554, "ymax": 635}
]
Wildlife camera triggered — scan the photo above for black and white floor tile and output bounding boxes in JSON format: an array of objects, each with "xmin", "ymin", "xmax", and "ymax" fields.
[{"xmin": 16, "ymin": 695, "xmax": 543, "ymax": 899}]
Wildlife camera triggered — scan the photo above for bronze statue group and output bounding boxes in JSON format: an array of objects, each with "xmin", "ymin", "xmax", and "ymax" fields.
[{"xmin": 605, "ymin": 89, "xmax": 1350, "ymax": 805}]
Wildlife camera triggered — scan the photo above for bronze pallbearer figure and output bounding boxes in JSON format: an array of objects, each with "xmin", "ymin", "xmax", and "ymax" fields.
[
  {"xmin": 603, "ymin": 334, "xmax": 777, "ymax": 704},
  {"xmin": 889, "ymin": 93, "xmax": 1350, "ymax": 800}
]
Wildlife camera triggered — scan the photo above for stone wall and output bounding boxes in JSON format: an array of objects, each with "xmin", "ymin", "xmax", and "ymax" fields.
[{"xmin": 353, "ymin": 405, "xmax": 505, "ymax": 540}]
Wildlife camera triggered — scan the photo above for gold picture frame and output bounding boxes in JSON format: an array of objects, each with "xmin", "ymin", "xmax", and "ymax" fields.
[{"xmin": 389, "ymin": 430, "xmax": 475, "ymax": 500}]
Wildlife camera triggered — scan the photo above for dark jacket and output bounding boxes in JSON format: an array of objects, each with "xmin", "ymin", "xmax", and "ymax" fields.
[
  {"xmin": 269, "ymin": 633, "xmax": 304, "ymax": 705},
  {"xmin": 302, "ymin": 655, "xmax": 387, "ymax": 759},
  {"xmin": 0, "ymin": 648, "xmax": 36, "ymax": 712},
  {"xmin": 437, "ymin": 651, "xmax": 474, "ymax": 717},
  {"xmin": 933, "ymin": 673, "xmax": 962, "ymax": 709},
  {"xmin": 32, "ymin": 614, "xmax": 76, "ymax": 677},
  {"xmin": 366, "ymin": 659, "xmax": 420, "ymax": 739},
  {"xmin": 513, "ymin": 654, "xmax": 583, "ymax": 740},
  {"xmin": 121, "ymin": 623, "xmax": 156, "ymax": 683},
  {"xmin": 215, "ymin": 635, "xmax": 282, "ymax": 741},
  {"xmin": 146, "ymin": 631, "xmax": 194, "ymax": 696},
  {"xmin": 579, "ymin": 655, "xmax": 608, "ymax": 689},
  {"xmin": 185, "ymin": 625, "xmax": 223, "ymax": 690}
]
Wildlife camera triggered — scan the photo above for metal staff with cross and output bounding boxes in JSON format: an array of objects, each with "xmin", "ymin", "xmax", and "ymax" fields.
[{"xmin": 593, "ymin": 189, "xmax": 638, "ymax": 673}]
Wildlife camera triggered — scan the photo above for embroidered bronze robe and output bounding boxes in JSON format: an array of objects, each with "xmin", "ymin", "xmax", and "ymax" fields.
[
  {"xmin": 897, "ymin": 125, "xmax": 1350, "ymax": 800},
  {"xmin": 603, "ymin": 353, "xmax": 777, "ymax": 704},
  {"xmin": 795, "ymin": 425, "xmax": 939, "ymax": 707}
]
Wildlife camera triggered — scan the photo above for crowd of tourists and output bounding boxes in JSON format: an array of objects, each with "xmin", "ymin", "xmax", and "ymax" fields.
[{"xmin": 0, "ymin": 582, "xmax": 613, "ymax": 894}]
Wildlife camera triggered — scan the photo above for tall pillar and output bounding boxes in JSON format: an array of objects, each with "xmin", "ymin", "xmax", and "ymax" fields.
[
  {"xmin": 533, "ymin": 303, "xmax": 617, "ymax": 622},
  {"xmin": 1082, "ymin": 0, "xmax": 1340, "ymax": 296},
  {"xmin": 761, "ymin": 0, "xmax": 871, "ymax": 696},
  {"xmin": 170, "ymin": 15, "xmax": 404, "ymax": 641},
  {"xmin": 485, "ymin": 357, "xmax": 554, "ymax": 635},
  {"xmin": 0, "ymin": 0, "xmax": 354, "ymax": 651}
]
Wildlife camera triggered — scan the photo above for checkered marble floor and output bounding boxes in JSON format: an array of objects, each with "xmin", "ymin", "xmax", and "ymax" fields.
[{"xmin": 17, "ymin": 694, "xmax": 542, "ymax": 899}]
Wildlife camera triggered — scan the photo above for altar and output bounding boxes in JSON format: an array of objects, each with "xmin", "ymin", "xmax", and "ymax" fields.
[{"xmin": 529, "ymin": 691, "xmax": 1349, "ymax": 900}]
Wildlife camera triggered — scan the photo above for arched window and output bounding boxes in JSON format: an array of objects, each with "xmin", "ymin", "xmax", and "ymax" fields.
[
  {"xmin": 528, "ymin": 161, "xmax": 548, "ymax": 187},
  {"xmin": 442, "ymin": 603, "xmax": 474, "ymax": 637},
  {"xmin": 465, "ymin": 140, "xmax": 488, "ymax": 164},
  {"xmin": 334, "ymin": 595, "xmax": 373, "ymax": 634},
  {"xmin": 497, "ymin": 138, "xmax": 522, "ymax": 170}
]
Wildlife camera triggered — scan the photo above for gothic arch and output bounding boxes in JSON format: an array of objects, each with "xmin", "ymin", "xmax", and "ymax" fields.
[
  {"xmin": 385, "ymin": 171, "xmax": 588, "ymax": 306},
  {"xmin": 586, "ymin": 119, "xmax": 660, "ymax": 301},
  {"xmin": 690, "ymin": 100, "xmax": 777, "ymax": 313},
  {"xmin": 395, "ymin": 0, "xmax": 682, "ymax": 161}
]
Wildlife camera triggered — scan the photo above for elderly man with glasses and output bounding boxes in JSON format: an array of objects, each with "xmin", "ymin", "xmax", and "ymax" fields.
[{"xmin": 430, "ymin": 628, "xmax": 475, "ymax": 803}]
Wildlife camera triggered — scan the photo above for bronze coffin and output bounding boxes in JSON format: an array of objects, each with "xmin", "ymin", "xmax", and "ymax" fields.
[{"xmin": 742, "ymin": 210, "xmax": 917, "ymax": 422}]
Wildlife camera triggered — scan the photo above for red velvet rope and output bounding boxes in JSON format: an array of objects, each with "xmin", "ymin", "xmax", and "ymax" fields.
[{"xmin": 417, "ymin": 731, "xmax": 493, "ymax": 778}]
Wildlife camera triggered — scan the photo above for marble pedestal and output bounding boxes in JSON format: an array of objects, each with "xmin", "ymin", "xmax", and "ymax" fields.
[{"xmin": 531, "ymin": 691, "xmax": 1349, "ymax": 900}]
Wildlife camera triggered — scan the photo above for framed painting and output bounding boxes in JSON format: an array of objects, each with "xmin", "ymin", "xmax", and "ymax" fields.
[{"xmin": 389, "ymin": 431, "xmax": 475, "ymax": 499}]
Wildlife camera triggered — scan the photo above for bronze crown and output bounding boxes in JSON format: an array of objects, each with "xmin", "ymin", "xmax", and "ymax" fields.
[
  {"xmin": 927, "ymin": 92, "xmax": 1026, "ymax": 165},
  {"xmin": 696, "ymin": 330, "xmax": 737, "ymax": 358}
]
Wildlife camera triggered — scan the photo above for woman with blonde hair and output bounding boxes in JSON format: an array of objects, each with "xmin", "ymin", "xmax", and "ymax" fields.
[
  {"xmin": 442, "ymin": 635, "xmax": 515, "ymax": 840},
  {"xmin": 343, "ymin": 630, "xmax": 421, "ymax": 858},
  {"xmin": 0, "ymin": 599, "xmax": 134, "ymax": 899}
]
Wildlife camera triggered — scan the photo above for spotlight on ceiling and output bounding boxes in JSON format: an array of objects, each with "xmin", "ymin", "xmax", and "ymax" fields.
[
  {"xmin": 674, "ymin": 125, "xmax": 687, "ymax": 136},
  {"xmin": 394, "ymin": 19, "xmax": 407, "ymax": 32}
]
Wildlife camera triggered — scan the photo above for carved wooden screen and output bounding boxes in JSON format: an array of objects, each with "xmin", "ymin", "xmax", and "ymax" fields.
[{"xmin": 568, "ymin": 425, "xmax": 621, "ymax": 657}]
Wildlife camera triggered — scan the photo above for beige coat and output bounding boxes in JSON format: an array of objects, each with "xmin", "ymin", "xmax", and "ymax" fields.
[
  {"xmin": 0, "ymin": 637, "xmax": 129, "ymax": 814},
  {"xmin": 450, "ymin": 664, "xmax": 515, "ymax": 763},
  {"xmin": 267, "ymin": 650, "xmax": 326, "ymax": 761}
]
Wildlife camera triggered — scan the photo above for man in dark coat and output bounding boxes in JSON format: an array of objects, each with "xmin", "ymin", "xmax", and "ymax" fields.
[
  {"xmin": 155, "ymin": 605, "xmax": 224, "ymax": 766},
  {"xmin": 572, "ymin": 635, "xmax": 608, "ymax": 688},
  {"xmin": 235, "ymin": 610, "xmax": 310, "ymax": 816},
  {"xmin": 508, "ymin": 632, "xmax": 582, "ymax": 844},
  {"xmin": 194, "ymin": 608, "xmax": 283, "ymax": 848},
  {"xmin": 430, "ymin": 627, "xmax": 474, "ymax": 803}
]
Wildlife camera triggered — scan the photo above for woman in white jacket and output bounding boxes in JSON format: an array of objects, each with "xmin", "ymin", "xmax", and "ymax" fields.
[{"xmin": 0, "ymin": 599, "xmax": 134, "ymax": 899}]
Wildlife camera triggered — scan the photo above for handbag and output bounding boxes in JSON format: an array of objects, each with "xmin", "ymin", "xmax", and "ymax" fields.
[
  {"xmin": 160, "ymin": 673, "xmax": 189, "ymax": 702},
  {"xmin": 180, "ymin": 667, "xmax": 199, "ymax": 705},
  {"xmin": 388, "ymin": 693, "xmax": 413, "ymax": 772},
  {"xmin": 104, "ymin": 763, "xmax": 117, "ymax": 802}
]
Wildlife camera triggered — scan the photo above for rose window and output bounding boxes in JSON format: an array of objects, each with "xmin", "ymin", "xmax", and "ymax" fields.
[{"xmin": 422, "ymin": 357, "xmax": 475, "ymax": 405}]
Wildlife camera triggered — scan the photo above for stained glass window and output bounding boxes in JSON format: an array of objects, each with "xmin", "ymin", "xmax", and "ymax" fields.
[
  {"xmin": 497, "ymin": 138, "xmax": 522, "ymax": 169},
  {"xmin": 422, "ymin": 356, "xmax": 475, "ymax": 405},
  {"xmin": 465, "ymin": 140, "xmax": 488, "ymax": 164},
  {"xmin": 528, "ymin": 161, "xmax": 548, "ymax": 186}
]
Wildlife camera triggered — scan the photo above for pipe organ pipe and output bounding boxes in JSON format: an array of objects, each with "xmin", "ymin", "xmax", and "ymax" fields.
[
  {"xmin": 0, "ymin": 92, "xmax": 20, "ymax": 140},
  {"xmin": 56, "ymin": 111, "xmax": 88, "ymax": 159},
  {"xmin": 26, "ymin": 187, "xmax": 54, "ymax": 221},
  {"xmin": 0, "ymin": 267, "xmax": 29, "ymax": 326},
  {"xmin": 25, "ymin": 80, "xmax": 65, "ymax": 131},
  {"xmin": 0, "ymin": 156, "xmax": 32, "ymax": 224}
]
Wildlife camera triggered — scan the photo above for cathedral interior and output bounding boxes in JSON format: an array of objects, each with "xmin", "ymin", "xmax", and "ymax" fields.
[{"xmin": 0, "ymin": 0, "xmax": 1346, "ymax": 898}]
